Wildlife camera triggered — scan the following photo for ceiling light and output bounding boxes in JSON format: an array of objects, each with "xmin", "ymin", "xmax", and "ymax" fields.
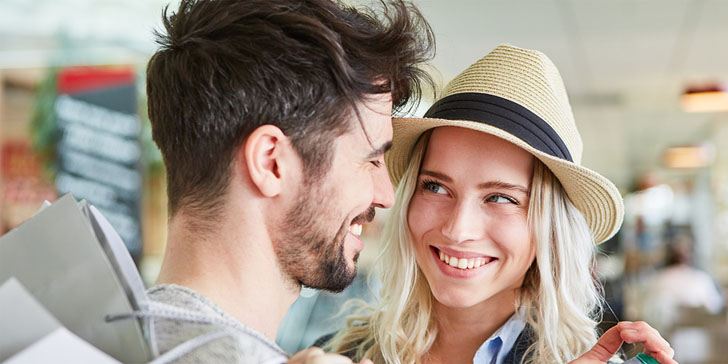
[
  {"xmin": 662, "ymin": 143, "xmax": 715, "ymax": 169},
  {"xmin": 681, "ymin": 83, "xmax": 728, "ymax": 112}
]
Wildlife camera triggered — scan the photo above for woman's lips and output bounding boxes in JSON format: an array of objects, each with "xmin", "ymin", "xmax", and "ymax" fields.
[{"xmin": 429, "ymin": 246, "xmax": 498, "ymax": 278}]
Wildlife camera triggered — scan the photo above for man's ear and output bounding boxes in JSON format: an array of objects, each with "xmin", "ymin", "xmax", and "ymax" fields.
[{"xmin": 242, "ymin": 125, "xmax": 291, "ymax": 197}]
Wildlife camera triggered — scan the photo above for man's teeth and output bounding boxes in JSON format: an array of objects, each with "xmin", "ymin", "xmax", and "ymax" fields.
[
  {"xmin": 349, "ymin": 224, "xmax": 363, "ymax": 237},
  {"xmin": 438, "ymin": 250, "xmax": 492, "ymax": 270}
]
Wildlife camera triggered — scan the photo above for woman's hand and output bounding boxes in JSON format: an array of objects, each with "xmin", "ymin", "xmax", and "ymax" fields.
[
  {"xmin": 287, "ymin": 347, "xmax": 373, "ymax": 364},
  {"xmin": 570, "ymin": 321, "xmax": 677, "ymax": 364}
]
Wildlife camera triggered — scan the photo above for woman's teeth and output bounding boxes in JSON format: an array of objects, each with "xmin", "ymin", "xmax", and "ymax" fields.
[
  {"xmin": 349, "ymin": 224, "xmax": 363, "ymax": 237},
  {"xmin": 438, "ymin": 250, "xmax": 493, "ymax": 270}
]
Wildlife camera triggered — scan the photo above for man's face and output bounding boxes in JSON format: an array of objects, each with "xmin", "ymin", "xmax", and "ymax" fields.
[{"xmin": 275, "ymin": 93, "xmax": 395, "ymax": 292}]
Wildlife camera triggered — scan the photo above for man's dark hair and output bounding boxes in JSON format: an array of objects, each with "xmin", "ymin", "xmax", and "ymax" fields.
[{"xmin": 146, "ymin": 0, "xmax": 434, "ymax": 219}]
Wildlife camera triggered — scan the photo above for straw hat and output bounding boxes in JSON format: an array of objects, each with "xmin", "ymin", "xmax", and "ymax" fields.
[{"xmin": 386, "ymin": 44, "xmax": 624, "ymax": 244}]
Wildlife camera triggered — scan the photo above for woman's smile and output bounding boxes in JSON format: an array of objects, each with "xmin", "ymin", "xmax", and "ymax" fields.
[{"xmin": 429, "ymin": 245, "xmax": 498, "ymax": 279}]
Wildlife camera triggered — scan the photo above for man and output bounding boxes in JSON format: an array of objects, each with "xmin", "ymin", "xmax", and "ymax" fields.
[{"xmin": 144, "ymin": 0, "xmax": 433, "ymax": 362}]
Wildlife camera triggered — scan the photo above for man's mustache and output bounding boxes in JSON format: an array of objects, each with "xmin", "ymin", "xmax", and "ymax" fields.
[{"xmin": 352, "ymin": 206, "xmax": 376, "ymax": 225}]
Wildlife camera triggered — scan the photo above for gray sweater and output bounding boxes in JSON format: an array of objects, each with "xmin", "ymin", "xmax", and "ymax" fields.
[{"xmin": 147, "ymin": 284, "xmax": 288, "ymax": 364}]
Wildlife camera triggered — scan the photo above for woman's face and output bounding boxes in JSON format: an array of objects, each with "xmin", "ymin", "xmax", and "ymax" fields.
[{"xmin": 408, "ymin": 126, "xmax": 536, "ymax": 309}]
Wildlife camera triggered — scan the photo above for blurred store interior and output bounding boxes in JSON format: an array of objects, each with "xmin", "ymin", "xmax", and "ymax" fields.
[{"xmin": 1, "ymin": 1, "xmax": 728, "ymax": 362}]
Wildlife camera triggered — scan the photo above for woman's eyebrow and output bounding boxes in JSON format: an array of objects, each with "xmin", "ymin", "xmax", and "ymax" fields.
[
  {"xmin": 420, "ymin": 170, "xmax": 452, "ymax": 182},
  {"xmin": 477, "ymin": 181, "xmax": 529, "ymax": 195},
  {"xmin": 421, "ymin": 170, "xmax": 529, "ymax": 195}
]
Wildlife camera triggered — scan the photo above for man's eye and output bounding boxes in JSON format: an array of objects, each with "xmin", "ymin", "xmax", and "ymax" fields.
[
  {"xmin": 370, "ymin": 160, "xmax": 383, "ymax": 168},
  {"xmin": 422, "ymin": 180, "xmax": 447, "ymax": 195}
]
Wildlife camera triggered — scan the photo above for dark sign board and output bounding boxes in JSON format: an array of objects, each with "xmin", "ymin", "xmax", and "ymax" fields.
[{"xmin": 54, "ymin": 67, "xmax": 143, "ymax": 259}]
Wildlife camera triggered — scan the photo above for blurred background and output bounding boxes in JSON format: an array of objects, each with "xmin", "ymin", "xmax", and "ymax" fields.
[{"xmin": 1, "ymin": 0, "xmax": 727, "ymax": 362}]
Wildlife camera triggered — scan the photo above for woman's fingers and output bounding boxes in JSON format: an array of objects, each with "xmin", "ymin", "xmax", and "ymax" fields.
[
  {"xmin": 570, "ymin": 324, "xmax": 626, "ymax": 363},
  {"xmin": 616, "ymin": 321, "xmax": 677, "ymax": 364},
  {"xmin": 570, "ymin": 321, "xmax": 677, "ymax": 364}
]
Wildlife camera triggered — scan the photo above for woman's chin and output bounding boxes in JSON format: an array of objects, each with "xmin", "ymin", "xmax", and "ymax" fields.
[{"xmin": 432, "ymin": 288, "xmax": 490, "ymax": 309}]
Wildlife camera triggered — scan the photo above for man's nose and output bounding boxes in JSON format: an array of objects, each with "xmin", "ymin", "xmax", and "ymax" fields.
[{"xmin": 372, "ymin": 165, "xmax": 395, "ymax": 209}]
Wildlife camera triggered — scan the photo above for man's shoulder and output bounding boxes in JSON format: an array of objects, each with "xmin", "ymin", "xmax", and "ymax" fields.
[{"xmin": 146, "ymin": 284, "xmax": 288, "ymax": 364}]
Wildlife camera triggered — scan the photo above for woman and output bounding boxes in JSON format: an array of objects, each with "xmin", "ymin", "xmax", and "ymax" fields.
[{"xmin": 325, "ymin": 45, "xmax": 675, "ymax": 363}]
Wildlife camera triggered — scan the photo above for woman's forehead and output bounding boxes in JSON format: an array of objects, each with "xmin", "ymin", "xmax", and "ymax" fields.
[{"xmin": 422, "ymin": 127, "xmax": 534, "ymax": 183}]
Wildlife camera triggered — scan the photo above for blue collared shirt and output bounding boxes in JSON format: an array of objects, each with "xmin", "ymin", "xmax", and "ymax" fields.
[{"xmin": 472, "ymin": 309, "xmax": 527, "ymax": 364}]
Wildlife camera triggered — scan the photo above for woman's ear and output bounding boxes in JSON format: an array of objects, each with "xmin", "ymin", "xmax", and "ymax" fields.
[{"xmin": 242, "ymin": 125, "xmax": 291, "ymax": 197}]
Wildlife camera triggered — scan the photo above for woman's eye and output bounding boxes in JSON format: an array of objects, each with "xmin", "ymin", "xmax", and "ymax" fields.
[
  {"xmin": 422, "ymin": 181, "xmax": 447, "ymax": 195},
  {"xmin": 485, "ymin": 194, "xmax": 517, "ymax": 204}
]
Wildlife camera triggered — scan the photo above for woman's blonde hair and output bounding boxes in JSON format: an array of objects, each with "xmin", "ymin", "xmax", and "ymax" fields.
[{"xmin": 327, "ymin": 130, "xmax": 604, "ymax": 363}]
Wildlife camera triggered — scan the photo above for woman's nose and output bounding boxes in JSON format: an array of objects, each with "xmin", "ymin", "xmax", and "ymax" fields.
[{"xmin": 440, "ymin": 200, "xmax": 484, "ymax": 243}]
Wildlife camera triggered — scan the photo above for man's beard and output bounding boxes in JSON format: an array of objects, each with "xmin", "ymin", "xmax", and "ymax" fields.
[{"xmin": 273, "ymin": 182, "xmax": 374, "ymax": 293}]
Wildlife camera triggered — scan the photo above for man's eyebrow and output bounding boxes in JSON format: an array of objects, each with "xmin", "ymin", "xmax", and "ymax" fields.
[{"xmin": 366, "ymin": 141, "xmax": 393, "ymax": 159}]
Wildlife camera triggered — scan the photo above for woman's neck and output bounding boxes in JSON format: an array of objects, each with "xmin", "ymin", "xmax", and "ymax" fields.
[{"xmin": 425, "ymin": 289, "xmax": 519, "ymax": 364}]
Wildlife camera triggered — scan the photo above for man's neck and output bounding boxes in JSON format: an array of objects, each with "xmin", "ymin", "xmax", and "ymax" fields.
[{"xmin": 156, "ymin": 208, "xmax": 299, "ymax": 340}]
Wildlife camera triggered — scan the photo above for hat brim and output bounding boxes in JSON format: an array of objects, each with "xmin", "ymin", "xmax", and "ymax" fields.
[{"xmin": 386, "ymin": 117, "xmax": 624, "ymax": 244}]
